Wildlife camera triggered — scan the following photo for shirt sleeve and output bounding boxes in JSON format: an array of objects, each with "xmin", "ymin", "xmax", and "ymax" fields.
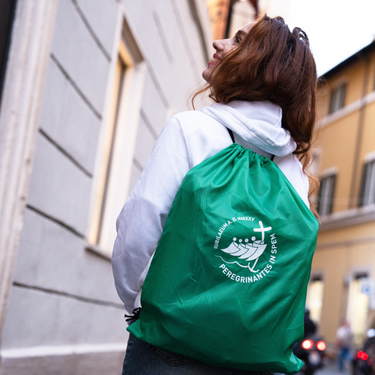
[{"xmin": 112, "ymin": 116, "xmax": 190, "ymax": 313}]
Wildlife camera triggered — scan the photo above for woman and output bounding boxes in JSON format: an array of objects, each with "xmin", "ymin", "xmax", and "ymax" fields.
[{"xmin": 113, "ymin": 14, "xmax": 318, "ymax": 375}]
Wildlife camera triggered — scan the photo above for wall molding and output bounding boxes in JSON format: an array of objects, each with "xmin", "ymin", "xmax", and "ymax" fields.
[
  {"xmin": 0, "ymin": 344, "xmax": 125, "ymax": 375},
  {"xmin": 0, "ymin": 0, "xmax": 59, "ymax": 336},
  {"xmin": 319, "ymin": 90, "xmax": 375, "ymax": 128},
  {"xmin": 319, "ymin": 204, "xmax": 375, "ymax": 232},
  {"xmin": 1, "ymin": 342, "xmax": 126, "ymax": 359}
]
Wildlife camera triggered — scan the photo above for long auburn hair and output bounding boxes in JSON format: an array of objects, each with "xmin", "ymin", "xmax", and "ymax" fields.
[{"xmin": 192, "ymin": 14, "xmax": 319, "ymax": 216}]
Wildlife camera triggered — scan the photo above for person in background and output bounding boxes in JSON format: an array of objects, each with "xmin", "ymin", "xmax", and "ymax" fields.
[
  {"xmin": 304, "ymin": 308, "xmax": 317, "ymax": 337},
  {"xmin": 336, "ymin": 320, "xmax": 354, "ymax": 372}
]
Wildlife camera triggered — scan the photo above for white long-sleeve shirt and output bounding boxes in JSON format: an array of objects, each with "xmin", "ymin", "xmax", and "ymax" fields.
[{"xmin": 112, "ymin": 100, "xmax": 309, "ymax": 313}]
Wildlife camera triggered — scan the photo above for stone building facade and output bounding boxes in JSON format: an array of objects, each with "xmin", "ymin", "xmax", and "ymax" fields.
[{"xmin": 0, "ymin": 0, "xmax": 211, "ymax": 373}]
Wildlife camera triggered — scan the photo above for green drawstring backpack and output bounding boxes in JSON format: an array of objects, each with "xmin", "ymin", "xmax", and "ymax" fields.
[{"xmin": 128, "ymin": 142, "xmax": 319, "ymax": 374}]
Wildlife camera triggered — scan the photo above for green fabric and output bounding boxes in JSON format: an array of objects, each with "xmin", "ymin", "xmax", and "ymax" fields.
[{"xmin": 128, "ymin": 144, "xmax": 319, "ymax": 374}]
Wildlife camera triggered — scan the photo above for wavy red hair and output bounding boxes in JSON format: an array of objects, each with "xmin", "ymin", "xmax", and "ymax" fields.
[{"xmin": 193, "ymin": 14, "xmax": 319, "ymax": 215}]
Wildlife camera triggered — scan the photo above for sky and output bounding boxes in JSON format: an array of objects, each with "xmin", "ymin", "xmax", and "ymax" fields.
[{"xmin": 286, "ymin": 0, "xmax": 375, "ymax": 76}]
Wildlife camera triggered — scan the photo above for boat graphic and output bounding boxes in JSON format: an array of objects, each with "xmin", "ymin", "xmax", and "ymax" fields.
[{"xmin": 220, "ymin": 221, "xmax": 272, "ymax": 273}]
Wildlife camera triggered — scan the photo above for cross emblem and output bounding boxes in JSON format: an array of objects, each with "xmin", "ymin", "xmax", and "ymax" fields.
[{"xmin": 253, "ymin": 221, "xmax": 272, "ymax": 242}]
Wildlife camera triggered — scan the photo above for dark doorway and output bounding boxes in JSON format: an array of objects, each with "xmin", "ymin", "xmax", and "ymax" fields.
[{"xmin": 0, "ymin": 0, "xmax": 18, "ymax": 107}]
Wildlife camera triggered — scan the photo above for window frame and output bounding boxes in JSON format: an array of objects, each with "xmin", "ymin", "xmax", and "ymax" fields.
[
  {"xmin": 306, "ymin": 274, "xmax": 325, "ymax": 325},
  {"xmin": 359, "ymin": 158, "xmax": 375, "ymax": 207},
  {"xmin": 86, "ymin": 18, "xmax": 146, "ymax": 257},
  {"xmin": 329, "ymin": 82, "xmax": 346, "ymax": 114},
  {"xmin": 317, "ymin": 173, "xmax": 337, "ymax": 216},
  {"xmin": 347, "ymin": 270, "xmax": 371, "ymax": 346}
]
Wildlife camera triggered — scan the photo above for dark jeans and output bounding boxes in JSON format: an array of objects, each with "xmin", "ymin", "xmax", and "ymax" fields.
[
  {"xmin": 122, "ymin": 333, "xmax": 269, "ymax": 375},
  {"xmin": 337, "ymin": 346, "xmax": 352, "ymax": 371}
]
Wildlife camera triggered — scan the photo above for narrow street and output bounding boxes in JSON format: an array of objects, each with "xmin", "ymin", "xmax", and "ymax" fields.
[{"xmin": 316, "ymin": 361, "xmax": 352, "ymax": 375}]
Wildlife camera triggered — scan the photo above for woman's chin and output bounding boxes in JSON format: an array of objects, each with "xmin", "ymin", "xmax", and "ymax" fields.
[{"xmin": 202, "ymin": 68, "xmax": 212, "ymax": 83}]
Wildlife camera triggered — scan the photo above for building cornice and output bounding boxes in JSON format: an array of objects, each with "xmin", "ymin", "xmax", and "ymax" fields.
[
  {"xmin": 320, "ymin": 40, "xmax": 375, "ymax": 81},
  {"xmin": 316, "ymin": 235, "xmax": 375, "ymax": 250},
  {"xmin": 319, "ymin": 204, "xmax": 375, "ymax": 232},
  {"xmin": 319, "ymin": 90, "xmax": 375, "ymax": 128}
]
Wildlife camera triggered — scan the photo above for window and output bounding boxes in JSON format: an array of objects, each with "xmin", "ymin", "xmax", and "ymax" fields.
[
  {"xmin": 347, "ymin": 272, "xmax": 369, "ymax": 346},
  {"xmin": 329, "ymin": 83, "xmax": 346, "ymax": 114},
  {"xmin": 317, "ymin": 174, "xmax": 336, "ymax": 216},
  {"xmin": 88, "ymin": 54, "xmax": 125, "ymax": 250},
  {"xmin": 359, "ymin": 159, "xmax": 375, "ymax": 207},
  {"xmin": 306, "ymin": 275, "xmax": 324, "ymax": 324},
  {"xmin": 87, "ymin": 20, "xmax": 145, "ymax": 256}
]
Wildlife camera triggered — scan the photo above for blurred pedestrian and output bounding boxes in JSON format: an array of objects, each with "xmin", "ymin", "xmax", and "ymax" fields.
[
  {"xmin": 304, "ymin": 308, "xmax": 317, "ymax": 337},
  {"xmin": 113, "ymin": 14, "xmax": 319, "ymax": 375},
  {"xmin": 336, "ymin": 320, "xmax": 354, "ymax": 371}
]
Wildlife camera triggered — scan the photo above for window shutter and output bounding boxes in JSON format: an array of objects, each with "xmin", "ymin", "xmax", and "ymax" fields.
[
  {"xmin": 316, "ymin": 179, "xmax": 322, "ymax": 214},
  {"xmin": 339, "ymin": 84, "xmax": 346, "ymax": 109},
  {"xmin": 328, "ymin": 174, "xmax": 336, "ymax": 215},
  {"xmin": 358, "ymin": 163, "xmax": 369, "ymax": 207}
]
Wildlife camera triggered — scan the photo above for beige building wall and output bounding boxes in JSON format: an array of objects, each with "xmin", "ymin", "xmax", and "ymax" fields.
[
  {"xmin": 258, "ymin": 0, "xmax": 292, "ymax": 19},
  {"xmin": 309, "ymin": 45, "xmax": 375, "ymax": 349}
]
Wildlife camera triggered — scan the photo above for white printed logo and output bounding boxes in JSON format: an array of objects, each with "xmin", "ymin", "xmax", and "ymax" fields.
[
  {"xmin": 214, "ymin": 217, "xmax": 278, "ymax": 284},
  {"xmin": 221, "ymin": 221, "xmax": 272, "ymax": 272}
]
